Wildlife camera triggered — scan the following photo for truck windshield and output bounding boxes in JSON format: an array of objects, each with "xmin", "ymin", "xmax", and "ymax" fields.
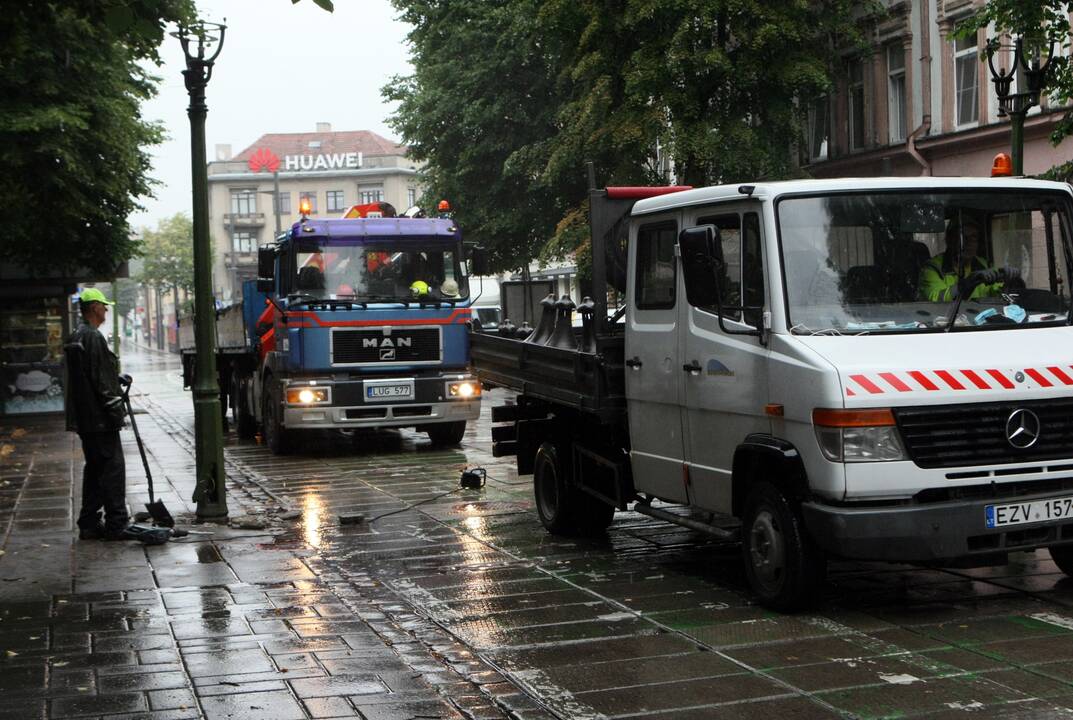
[
  {"xmin": 776, "ymin": 191, "xmax": 1073, "ymax": 334},
  {"xmin": 290, "ymin": 240, "xmax": 469, "ymax": 303}
]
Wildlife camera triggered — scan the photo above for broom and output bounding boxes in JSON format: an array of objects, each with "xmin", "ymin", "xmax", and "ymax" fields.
[{"xmin": 119, "ymin": 377, "xmax": 175, "ymax": 528}]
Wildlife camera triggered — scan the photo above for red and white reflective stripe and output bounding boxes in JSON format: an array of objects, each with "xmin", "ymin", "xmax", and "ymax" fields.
[{"xmin": 845, "ymin": 366, "xmax": 1073, "ymax": 395}]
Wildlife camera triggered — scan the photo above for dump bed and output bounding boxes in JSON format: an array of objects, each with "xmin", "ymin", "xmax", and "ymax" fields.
[{"xmin": 469, "ymin": 329, "xmax": 626, "ymax": 422}]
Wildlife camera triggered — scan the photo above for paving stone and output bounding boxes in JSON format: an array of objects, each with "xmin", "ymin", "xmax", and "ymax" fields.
[
  {"xmin": 200, "ymin": 689, "xmax": 306, "ymax": 720},
  {"xmin": 288, "ymin": 672, "xmax": 389, "ymax": 698},
  {"xmin": 50, "ymin": 691, "xmax": 148, "ymax": 717},
  {"xmin": 148, "ymin": 687, "xmax": 197, "ymax": 711},
  {"xmin": 302, "ymin": 695, "xmax": 356, "ymax": 718},
  {"xmin": 181, "ymin": 647, "xmax": 275, "ymax": 677}
]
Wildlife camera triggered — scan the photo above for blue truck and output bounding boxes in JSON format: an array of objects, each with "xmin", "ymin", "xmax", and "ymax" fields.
[{"xmin": 179, "ymin": 208, "xmax": 482, "ymax": 454}]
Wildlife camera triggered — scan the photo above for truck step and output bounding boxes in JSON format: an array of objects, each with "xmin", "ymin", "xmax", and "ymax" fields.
[
  {"xmin": 492, "ymin": 440, "xmax": 518, "ymax": 458},
  {"xmin": 491, "ymin": 425, "xmax": 516, "ymax": 442},
  {"xmin": 491, "ymin": 403, "xmax": 546, "ymax": 423}
]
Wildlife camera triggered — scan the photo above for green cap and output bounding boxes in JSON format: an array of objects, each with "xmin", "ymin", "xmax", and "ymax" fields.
[{"xmin": 79, "ymin": 288, "xmax": 114, "ymax": 306}]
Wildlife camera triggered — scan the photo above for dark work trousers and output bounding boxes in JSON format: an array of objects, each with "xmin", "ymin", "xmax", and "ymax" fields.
[{"xmin": 77, "ymin": 431, "xmax": 129, "ymax": 533}]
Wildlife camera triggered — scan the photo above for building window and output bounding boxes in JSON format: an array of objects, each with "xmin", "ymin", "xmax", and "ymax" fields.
[
  {"xmin": 359, "ymin": 188, "xmax": 384, "ymax": 204},
  {"xmin": 230, "ymin": 189, "xmax": 256, "ymax": 215},
  {"xmin": 326, "ymin": 190, "xmax": 346, "ymax": 213},
  {"xmin": 955, "ymin": 34, "xmax": 979, "ymax": 126},
  {"xmin": 807, "ymin": 96, "xmax": 829, "ymax": 161},
  {"xmin": 848, "ymin": 60, "xmax": 865, "ymax": 151},
  {"xmin": 299, "ymin": 191, "xmax": 318, "ymax": 214},
  {"xmin": 407, "ymin": 188, "xmax": 417, "ymax": 208},
  {"xmin": 232, "ymin": 230, "xmax": 258, "ymax": 253},
  {"xmin": 276, "ymin": 192, "xmax": 291, "ymax": 215},
  {"xmin": 888, "ymin": 45, "xmax": 907, "ymax": 143}
]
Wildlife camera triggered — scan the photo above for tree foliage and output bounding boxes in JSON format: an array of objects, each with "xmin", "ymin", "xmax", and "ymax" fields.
[
  {"xmin": 0, "ymin": 1, "xmax": 194, "ymax": 278},
  {"xmin": 387, "ymin": 0, "xmax": 868, "ymax": 271},
  {"xmin": 957, "ymin": 1, "xmax": 1073, "ymax": 147},
  {"xmin": 137, "ymin": 213, "xmax": 197, "ymax": 294}
]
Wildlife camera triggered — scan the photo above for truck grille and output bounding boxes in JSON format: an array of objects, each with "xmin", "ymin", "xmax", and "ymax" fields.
[
  {"xmin": 894, "ymin": 399, "xmax": 1073, "ymax": 469},
  {"xmin": 332, "ymin": 328, "xmax": 441, "ymax": 364}
]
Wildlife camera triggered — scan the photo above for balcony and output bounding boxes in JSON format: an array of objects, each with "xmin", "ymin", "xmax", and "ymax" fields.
[
  {"xmin": 224, "ymin": 251, "xmax": 258, "ymax": 269},
  {"xmin": 223, "ymin": 212, "xmax": 265, "ymax": 227}
]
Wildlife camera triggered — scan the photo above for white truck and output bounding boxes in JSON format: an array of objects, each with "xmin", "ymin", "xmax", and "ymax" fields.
[{"xmin": 473, "ymin": 176, "xmax": 1073, "ymax": 610}]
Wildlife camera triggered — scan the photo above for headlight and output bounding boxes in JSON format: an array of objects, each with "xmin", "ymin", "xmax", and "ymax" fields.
[
  {"xmin": 286, "ymin": 387, "xmax": 330, "ymax": 404},
  {"xmin": 447, "ymin": 381, "xmax": 480, "ymax": 398},
  {"xmin": 813, "ymin": 408, "xmax": 907, "ymax": 463}
]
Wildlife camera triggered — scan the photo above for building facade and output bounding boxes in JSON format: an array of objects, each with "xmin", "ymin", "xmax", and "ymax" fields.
[
  {"xmin": 805, "ymin": 0, "xmax": 1071, "ymax": 180},
  {"xmin": 207, "ymin": 123, "xmax": 421, "ymax": 302}
]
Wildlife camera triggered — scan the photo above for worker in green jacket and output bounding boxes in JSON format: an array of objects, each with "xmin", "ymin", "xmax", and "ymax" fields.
[{"xmin": 919, "ymin": 219, "xmax": 1017, "ymax": 302}]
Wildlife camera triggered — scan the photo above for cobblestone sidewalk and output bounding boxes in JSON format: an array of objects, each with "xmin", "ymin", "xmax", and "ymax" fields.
[{"xmin": 0, "ymin": 394, "xmax": 519, "ymax": 719}]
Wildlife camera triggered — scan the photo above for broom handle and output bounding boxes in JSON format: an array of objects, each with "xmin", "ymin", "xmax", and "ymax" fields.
[{"xmin": 122, "ymin": 387, "xmax": 156, "ymax": 504}]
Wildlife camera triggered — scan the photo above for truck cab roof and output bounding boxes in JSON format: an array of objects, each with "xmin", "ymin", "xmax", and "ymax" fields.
[
  {"xmin": 630, "ymin": 177, "xmax": 1073, "ymax": 216},
  {"xmin": 287, "ymin": 217, "xmax": 460, "ymax": 242}
]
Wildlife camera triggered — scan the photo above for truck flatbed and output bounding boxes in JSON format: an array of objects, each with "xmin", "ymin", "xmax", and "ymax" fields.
[{"xmin": 469, "ymin": 330, "xmax": 626, "ymax": 422}]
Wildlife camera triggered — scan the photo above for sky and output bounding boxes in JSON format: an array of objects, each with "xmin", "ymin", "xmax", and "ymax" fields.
[{"xmin": 131, "ymin": 0, "xmax": 413, "ymax": 229}]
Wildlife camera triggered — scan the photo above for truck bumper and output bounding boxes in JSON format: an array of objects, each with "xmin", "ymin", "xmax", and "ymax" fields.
[
  {"xmin": 802, "ymin": 491, "xmax": 1073, "ymax": 564},
  {"xmin": 281, "ymin": 372, "xmax": 481, "ymax": 430}
]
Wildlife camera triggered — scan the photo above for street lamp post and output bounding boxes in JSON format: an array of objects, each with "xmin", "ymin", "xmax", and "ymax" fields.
[
  {"xmin": 986, "ymin": 35, "xmax": 1054, "ymax": 176},
  {"xmin": 174, "ymin": 21, "xmax": 228, "ymax": 521}
]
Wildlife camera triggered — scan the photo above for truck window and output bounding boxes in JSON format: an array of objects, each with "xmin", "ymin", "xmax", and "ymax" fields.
[
  {"xmin": 635, "ymin": 222, "xmax": 677, "ymax": 310},
  {"xmin": 777, "ymin": 191, "xmax": 1073, "ymax": 333},
  {"xmin": 696, "ymin": 214, "xmax": 742, "ymax": 319}
]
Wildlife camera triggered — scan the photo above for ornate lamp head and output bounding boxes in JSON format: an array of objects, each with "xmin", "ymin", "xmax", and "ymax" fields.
[{"xmin": 172, "ymin": 20, "xmax": 227, "ymax": 64}]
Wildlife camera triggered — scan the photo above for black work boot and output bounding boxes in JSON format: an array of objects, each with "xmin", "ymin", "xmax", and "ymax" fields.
[{"xmin": 78, "ymin": 523, "xmax": 107, "ymax": 540}]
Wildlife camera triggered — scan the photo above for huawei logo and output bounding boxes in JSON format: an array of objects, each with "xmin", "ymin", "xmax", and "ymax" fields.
[{"xmin": 248, "ymin": 148, "xmax": 280, "ymax": 173}]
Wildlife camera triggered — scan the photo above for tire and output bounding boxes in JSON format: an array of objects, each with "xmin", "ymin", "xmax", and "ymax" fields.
[
  {"xmin": 1049, "ymin": 544, "xmax": 1073, "ymax": 576},
  {"xmin": 233, "ymin": 373, "xmax": 256, "ymax": 440},
  {"xmin": 533, "ymin": 442, "xmax": 577, "ymax": 534},
  {"xmin": 261, "ymin": 378, "xmax": 292, "ymax": 455},
  {"xmin": 741, "ymin": 481, "xmax": 826, "ymax": 612},
  {"xmin": 426, "ymin": 420, "xmax": 466, "ymax": 447},
  {"xmin": 575, "ymin": 491, "xmax": 615, "ymax": 535}
]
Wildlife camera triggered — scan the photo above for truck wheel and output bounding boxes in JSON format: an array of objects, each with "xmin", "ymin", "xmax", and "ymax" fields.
[
  {"xmin": 1049, "ymin": 544, "xmax": 1073, "ymax": 576},
  {"xmin": 741, "ymin": 481, "xmax": 826, "ymax": 612},
  {"xmin": 233, "ymin": 374, "xmax": 256, "ymax": 440},
  {"xmin": 426, "ymin": 421, "xmax": 466, "ymax": 447},
  {"xmin": 262, "ymin": 381, "xmax": 292, "ymax": 455},
  {"xmin": 575, "ymin": 492, "xmax": 615, "ymax": 535},
  {"xmin": 533, "ymin": 442, "xmax": 577, "ymax": 534}
]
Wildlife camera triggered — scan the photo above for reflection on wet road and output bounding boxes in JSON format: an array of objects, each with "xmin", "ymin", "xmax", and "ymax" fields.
[{"xmin": 165, "ymin": 381, "xmax": 1073, "ymax": 719}]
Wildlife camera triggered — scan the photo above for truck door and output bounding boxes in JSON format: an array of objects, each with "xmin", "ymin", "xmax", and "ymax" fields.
[
  {"xmin": 678, "ymin": 208, "xmax": 770, "ymax": 514},
  {"xmin": 626, "ymin": 215, "xmax": 689, "ymax": 503}
]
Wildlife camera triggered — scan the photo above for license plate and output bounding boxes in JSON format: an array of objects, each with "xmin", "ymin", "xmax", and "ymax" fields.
[
  {"xmin": 985, "ymin": 495, "xmax": 1073, "ymax": 528},
  {"xmin": 364, "ymin": 380, "xmax": 413, "ymax": 401}
]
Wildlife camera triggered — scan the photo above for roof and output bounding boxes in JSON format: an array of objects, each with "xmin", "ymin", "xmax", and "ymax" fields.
[
  {"xmin": 234, "ymin": 130, "xmax": 406, "ymax": 161},
  {"xmin": 631, "ymin": 177, "xmax": 1073, "ymax": 215},
  {"xmin": 287, "ymin": 217, "xmax": 459, "ymax": 242}
]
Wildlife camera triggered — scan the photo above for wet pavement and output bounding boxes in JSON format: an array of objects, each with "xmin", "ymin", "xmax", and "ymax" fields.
[{"xmin": 3, "ymin": 343, "xmax": 1073, "ymax": 718}]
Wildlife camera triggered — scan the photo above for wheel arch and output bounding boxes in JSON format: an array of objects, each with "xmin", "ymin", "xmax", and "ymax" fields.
[{"xmin": 732, "ymin": 433, "xmax": 809, "ymax": 518}]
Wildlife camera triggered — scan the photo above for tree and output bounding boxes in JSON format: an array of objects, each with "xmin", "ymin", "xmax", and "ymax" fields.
[
  {"xmin": 137, "ymin": 213, "xmax": 197, "ymax": 297},
  {"xmin": 957, "ymin": 1, "xmax": 1073, "ymax": 178},
  {"xmin": 387, "ymin": 0, "xmax": 869, "ymax": 272}
]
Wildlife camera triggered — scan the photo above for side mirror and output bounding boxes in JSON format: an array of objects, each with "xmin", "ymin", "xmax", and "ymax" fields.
[
  {"xmin": 678, "ymin": 225, "xmax": 722, "ymax": 309},
  {"xmin": 468, "ymin": 245, "xmax": 490, "ymax": 277},
  {"xmin": 256, "ymin": 277, "xmax": 274, "ymax": 292},
  {"xmin": 257, "ymin": 246, "xmax": 275, "ymax": 281}
]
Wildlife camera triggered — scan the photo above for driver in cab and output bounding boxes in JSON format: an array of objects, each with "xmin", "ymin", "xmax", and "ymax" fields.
[{"xmin": 919, "ymin": 219, "xmax": 1020, "ymax": 302}]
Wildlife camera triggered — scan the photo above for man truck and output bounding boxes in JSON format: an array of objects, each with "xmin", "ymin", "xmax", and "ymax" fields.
[
  {"xmin": 473, "ymin": 175, "xmax": 1073, "ymax": 610},
  {"xmin": 180, "ymin": 204, "xmax": 481, "ymax": 454}
]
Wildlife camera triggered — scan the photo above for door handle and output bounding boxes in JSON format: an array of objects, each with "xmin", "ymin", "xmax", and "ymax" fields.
[
  {"xmin": 682, "ymin": 361, "xmax": 701, "ymax": 374},
  {"xmin": 625, "ymin": 356, "xmax": 643, "ymax": 369}
]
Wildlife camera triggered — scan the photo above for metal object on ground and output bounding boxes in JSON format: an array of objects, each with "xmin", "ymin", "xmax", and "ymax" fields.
[
  {"xmin": 338, "ymin": 512, "xmax": 367, "ymax": 525},
  {"xmin": 460, "ymin": 467, "xmax": 486, "ymax": 489}
]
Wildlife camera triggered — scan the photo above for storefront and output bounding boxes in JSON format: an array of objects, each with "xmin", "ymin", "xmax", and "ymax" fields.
[{"xmin": 0, "ymin": 266, "xmax": 124, "ymax": 417}]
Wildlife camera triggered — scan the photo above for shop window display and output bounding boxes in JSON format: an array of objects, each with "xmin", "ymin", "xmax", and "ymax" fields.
[{"xmin": 1, "ymin": 297, "xmax": 67, "ymax": 414}]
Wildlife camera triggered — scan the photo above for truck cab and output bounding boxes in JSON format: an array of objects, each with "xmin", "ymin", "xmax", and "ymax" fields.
[
  {"xmin": 253, "ymin": 214, "xmax": 481, "ymax": 453},
  {"xmin": 478, "ymin": 176, "xmax": 1073, "ymax": 610}
]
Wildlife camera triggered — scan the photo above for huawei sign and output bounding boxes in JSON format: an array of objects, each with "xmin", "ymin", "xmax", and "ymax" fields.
[{"xmin": 247, "ymin": 148, "xmax": 280, "ymax": 173}]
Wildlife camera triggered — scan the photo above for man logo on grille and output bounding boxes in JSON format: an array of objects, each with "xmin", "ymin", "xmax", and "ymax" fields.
[
  {"xmin": 1006, "ymin": 408, "xmax": 1041, "ymax": 449},
  {"xmin": 379, "ymin": 348, "xmax": 396, "ymax": 360}
]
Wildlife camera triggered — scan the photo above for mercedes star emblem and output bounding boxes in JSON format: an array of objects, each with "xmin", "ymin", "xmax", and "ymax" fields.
[{"xmin": 1005, "ymin": 408, "xmax": 1041, "ymax": 449}]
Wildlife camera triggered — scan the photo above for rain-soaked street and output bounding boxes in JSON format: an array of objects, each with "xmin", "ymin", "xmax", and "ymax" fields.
[{"xmin": 4, "ymin": 343, "xmax": 1073, "ymax": 719}]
